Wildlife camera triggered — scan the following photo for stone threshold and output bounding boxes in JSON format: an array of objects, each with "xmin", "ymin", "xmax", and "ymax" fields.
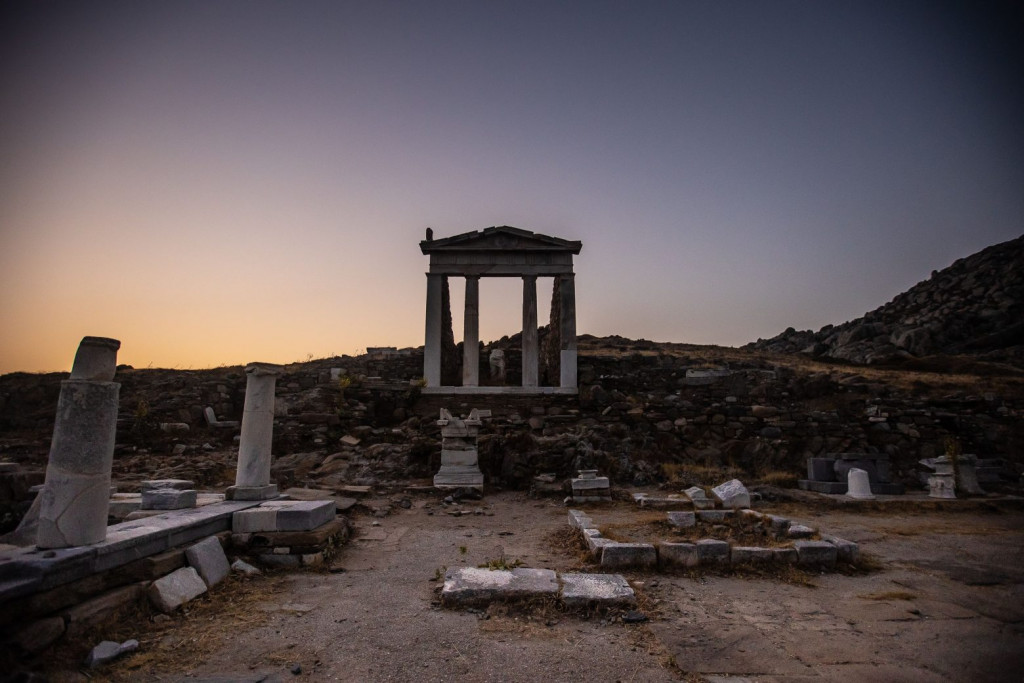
[
  {"xmin": 0, "ymin": 500, "xmax": 264, "ymax": 604},
  {"xmin": 441, "ymin": 566, "xmax": 635, "ymax": 609}
]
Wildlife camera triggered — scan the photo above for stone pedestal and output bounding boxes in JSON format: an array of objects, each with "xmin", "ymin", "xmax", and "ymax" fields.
[
  {"xmin": 571, "ymin": 470, "xmax": 610, "ymax": 501},
  {"xmin": 227, "ymin": 363, "xmax": 282, "ymax": 501},
  {"xmin": 37, "ymin": 337, "xmax": 121, "ymax": 549},
  {"xmin": 433, "ymin": 408, "xmax": 487, "ymax": 490},
  {"xmin": 846, "ymin": 468, "xmax": 875, "ymax": 500}
]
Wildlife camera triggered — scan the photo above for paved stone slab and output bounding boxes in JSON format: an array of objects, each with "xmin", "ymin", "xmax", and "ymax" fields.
[
  {"xmin": 666, "ymin": 511, "xmax": 696, "ymax": 528},
  {"xmin": 601, "ymin": 542, "xmax": 657, "ymax": 569},
  {"xmin": 185, "ymin": 536, "xmax": 231, "ymax": 587},
  {"xmin": 441, "ymin": 567, "xmax": 558, "ymax": 607},
  {"xmin": 794, "ymin": 540, "xmax": 838, "ymax": 568},
  {"xmin": 148, "ymin": 566, "xmax": 207, "ymax": 612},
  {"xmin": 560, "ymin": 573, "xmax": 636, "ymax": 608}
]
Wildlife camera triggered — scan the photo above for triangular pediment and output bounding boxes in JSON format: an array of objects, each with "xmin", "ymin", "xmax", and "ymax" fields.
[{"xmin": 421, "ymin": 226, "xmax": 582, "ymax": 254}]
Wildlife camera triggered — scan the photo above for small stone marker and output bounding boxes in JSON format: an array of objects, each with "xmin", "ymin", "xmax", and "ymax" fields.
[
  {"xmin": 185, "ymin": 536, "xmax": 231, "ymax": 587},
  {"xmin": 571, "ymin": 469, "xmax": 611, "ymax": 501},
  {"xmin": 148, "ymin": 566, "xmax": 208, "ymax": 612}
]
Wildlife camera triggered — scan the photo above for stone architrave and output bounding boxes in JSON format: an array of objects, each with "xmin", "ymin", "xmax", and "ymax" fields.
[
  {"xmin": 37, "ymin": 337, "xmax": 121, "ymax": 549},
  {"xmin": 433, "ymin": 408, "xmax": 488, "ymax": 490},
  {"xmin": 227, "ymin": 363, "xmax": 282, "ymax": 501}
]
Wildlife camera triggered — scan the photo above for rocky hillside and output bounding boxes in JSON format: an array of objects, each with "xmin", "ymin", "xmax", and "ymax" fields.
[{"xmin": 746, "ymin": 235, "xmax": 1024, "ymax": 366}]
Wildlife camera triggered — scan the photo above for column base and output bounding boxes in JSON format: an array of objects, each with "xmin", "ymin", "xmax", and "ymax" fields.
[
  {"xmin": 434, "ymin": 467, "xmax": 484, "ymax": 490},
  {"xmin": 226, "ymin": 484, "xmax": 279, "ymax": 501}
]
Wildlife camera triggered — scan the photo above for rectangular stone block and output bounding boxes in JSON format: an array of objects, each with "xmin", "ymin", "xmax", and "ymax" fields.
[
  {"xmin": 560, "ymin": 573, "xmax": 635, "ymax": 608},
  {"xmin": 658, "ymin": 542, "xmax": 698, "ymax": 568},
  {"xmin": 185, "ymin": 536, "xmax": 230, "ymax": 587},
  {"xmin": 567, "ymin": 510, "xmax": 593, "ymax": 529},
  {"xmin": 141, "ymin": 488, "xmax": 197, "ymax": 510},
  {"xmin": 441, "ymin": 567, "xmax": 559, "ymax": 607},
  {"xmin": 273, "ymin": 500, "xmax": 336, "ymax": 532},
  {"xmin": 141, "ymin": 479, "xmax": 195, "ymax": 491},
  {"xmin": 798, "ymin": 480, "xmax": 847, "ymax": 494},
  {"xmin": 148, "ymin": 567, "xmax": 207, "ymax": 613},
  {"xmin": 821, "ymin": 534, "xmax": 859, "ymax": 563},
  {"xmin": 772, "ymin": 547, "xmax": 798, "ymax": 564},
  {"xmin": 787, "ymin": 524, "xmax": 816, "ymax": 539},
  {"xmin": 696, "ymin": 510, "xmax": 732, "ymax": 523},
  {"xmin": 232, "ymin": 507, "xmax": 278, "ymax": 533},
  {"xmin": 666, "ymin": 511, "xmax": 696, "ymax": 528},
  {"xmin": 695, "ymin": 539, "xmax": 730, "ymax": 564},
  {"xmin": 731, "ymin": 546, "xmax": 773, "ymax": 565},
  {"xmin": 601, "ymin": 542, "xmax": 657, "ymax": 569},
  {"xmin": 794, "ymin": 540, "xmax": 838, "ymax": 568},
  {"xmin": 806, "ymin": 458, "xmax": 836, "ymax": 482}
]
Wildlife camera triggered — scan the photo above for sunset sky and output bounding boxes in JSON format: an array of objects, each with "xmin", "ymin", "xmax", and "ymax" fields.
[{"xmin": 1, "ymin": 1, "xmax": 1021, "ymax": 374}]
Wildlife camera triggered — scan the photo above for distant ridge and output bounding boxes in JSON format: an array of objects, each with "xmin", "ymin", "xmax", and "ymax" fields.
[{"xmin": 746, "ymin": 235, "xmax": 1024, "ymax": 366}]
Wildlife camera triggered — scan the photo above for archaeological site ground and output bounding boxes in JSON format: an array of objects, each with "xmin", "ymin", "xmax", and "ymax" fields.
[{"xmin": 1, "ymin": 231, "xmax": 1022, "ymax": 682}]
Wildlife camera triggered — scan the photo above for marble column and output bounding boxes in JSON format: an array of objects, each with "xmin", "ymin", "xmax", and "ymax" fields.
[
  {"xmin": 424, "ymin": 273, "xmax": 443, "ymax": 387},
  {"xmin": 559, "ymin": 273, "xmax": 577, "ymax": 388},
  {"xmin": 37, "ymin": 337, "xmax": 121, "ymax": 549},
  {"xmin": 522, "ymin": 275, "xmax": 538, "ymax": 387},
  {"xmin": 227, "ymin": 363, "xmax": 282, "ymax": 501},
  {"xmin": 462, "ymin": 276, "xmax": 480, "ymax": 386}
]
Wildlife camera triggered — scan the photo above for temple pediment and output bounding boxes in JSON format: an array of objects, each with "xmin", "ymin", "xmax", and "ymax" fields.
[{"xmin": 421, "ymin": 226, "xmax": 582, "ymax": 255}]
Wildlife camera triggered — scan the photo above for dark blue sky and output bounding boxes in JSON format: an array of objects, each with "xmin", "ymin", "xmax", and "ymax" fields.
[{"xmin": 1, "ymin": 1, "xmax": 1021, "ymax": 371}]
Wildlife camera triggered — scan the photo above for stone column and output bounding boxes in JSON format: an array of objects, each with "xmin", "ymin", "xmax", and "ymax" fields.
[
  {"xmin": 522, "ymin": 275, "xmax": 539, "ymax": 387},
  {"xmin": 37, "ymin": 337, "xmax": 121, "ymax": 549},
  {"xmin": 559, "ymin": 273, "xmax": 577, "ymax": 388},
  {"xmin": 462, "ymin": 276, "xmax": 480, "ymax": 387},
  {"xmin": 227, "ymin": 363, "xmax": 282, "ymax": 501},
  {"xmin": 424, "ymin": 273, "xmax": 443, "ymax": 387}
]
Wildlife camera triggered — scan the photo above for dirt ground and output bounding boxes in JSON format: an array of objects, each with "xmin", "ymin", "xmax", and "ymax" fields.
[{"xmin": 92, "ymin": 491, "xmax": 1024, "ymax": 683}]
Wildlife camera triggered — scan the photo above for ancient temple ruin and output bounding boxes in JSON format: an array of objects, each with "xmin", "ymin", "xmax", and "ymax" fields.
[{"xmin": 420, "ymin": 226, "xmax": 582, "ymax": 394}]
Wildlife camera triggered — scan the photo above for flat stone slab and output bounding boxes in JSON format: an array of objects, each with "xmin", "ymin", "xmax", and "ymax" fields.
[
  {"xmin": 695, "ymin": 539, "xmax": 731, "ymax": 564},
  {"xmin": 560, "ymin": 573, "xmax": 635, "ymax": 608},
  {"xmin": 232, "ymin": 500, "xmax": 335, "ymax": 533},
  {"xmin": 441, "ymin": 567, "xmax": 559, "ymax": 607}
]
